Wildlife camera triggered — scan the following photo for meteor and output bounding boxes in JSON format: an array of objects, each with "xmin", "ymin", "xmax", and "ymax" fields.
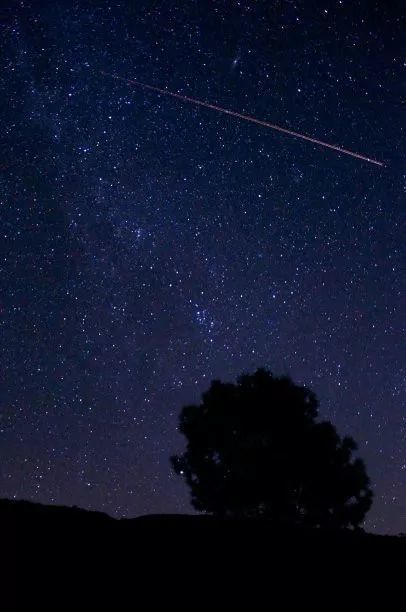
[{"xmin": 101, "ymin": 71, "xmax": 384, "ymax": 167}]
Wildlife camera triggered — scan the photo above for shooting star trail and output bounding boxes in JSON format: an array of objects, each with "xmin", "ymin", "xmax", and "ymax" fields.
[{"xmin": 101, "ymin": 71, "xmax": 384, "ymax": 167}]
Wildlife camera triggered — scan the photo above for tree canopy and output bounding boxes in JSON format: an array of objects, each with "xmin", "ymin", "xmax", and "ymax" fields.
[{"xmin": 172, "ymin": 369, "xmax": 373, "ymax": 528}]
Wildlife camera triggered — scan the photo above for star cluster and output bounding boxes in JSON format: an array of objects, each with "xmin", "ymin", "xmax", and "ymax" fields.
[{"xmin": 0, "ymin": 1, "xmax": 404, "ymax": 533}]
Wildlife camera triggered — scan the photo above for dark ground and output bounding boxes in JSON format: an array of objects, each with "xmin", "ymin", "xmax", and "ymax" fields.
[{"xmin": 3, "ymin": 499, "xmax": 405, "ymax": 610}]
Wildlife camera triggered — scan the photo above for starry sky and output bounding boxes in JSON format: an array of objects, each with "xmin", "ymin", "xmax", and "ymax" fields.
[{"xmin": 1, "ymin": 0, "xmax": 404, "ymax": 533}]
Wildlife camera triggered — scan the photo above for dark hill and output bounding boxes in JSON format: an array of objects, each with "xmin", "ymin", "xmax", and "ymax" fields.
[{"xmin": 3, "ymin": 499, "xmax": 405, "ymax": 610}]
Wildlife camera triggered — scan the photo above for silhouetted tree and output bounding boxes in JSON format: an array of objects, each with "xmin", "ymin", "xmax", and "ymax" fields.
[{"xmin": 172, "ymin": 369, "xmax": 373, "ymax": 528}]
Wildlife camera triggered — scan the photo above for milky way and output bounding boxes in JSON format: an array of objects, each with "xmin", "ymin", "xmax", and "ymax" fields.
[{"xmin": 0, "ymin": 1, "xmax": 404, "ymax": 533}]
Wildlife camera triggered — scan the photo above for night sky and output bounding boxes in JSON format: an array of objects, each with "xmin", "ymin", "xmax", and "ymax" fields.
[{"xmin": 1, "ymin": 1, "xmax": 404, "ymax": 534}]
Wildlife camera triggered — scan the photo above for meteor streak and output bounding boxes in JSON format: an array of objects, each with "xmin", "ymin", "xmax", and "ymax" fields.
[{"xmin": 101, "ymin": 71, "xmax": 384, "ymax": 167}]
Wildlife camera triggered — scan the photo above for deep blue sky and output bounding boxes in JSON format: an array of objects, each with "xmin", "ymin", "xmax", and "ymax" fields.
[{"xmin": 0, "ymin": 0, "xmax": 404, "ymax": 533}]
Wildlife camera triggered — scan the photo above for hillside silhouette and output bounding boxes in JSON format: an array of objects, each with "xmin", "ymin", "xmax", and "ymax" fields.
[
  {"xmin": 4, "ymin": 498, "xmax": 405, "ymax": 610},
  {"xmin": 4, "ymin": 371, "xmax": 404, "ymax": 609}
]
